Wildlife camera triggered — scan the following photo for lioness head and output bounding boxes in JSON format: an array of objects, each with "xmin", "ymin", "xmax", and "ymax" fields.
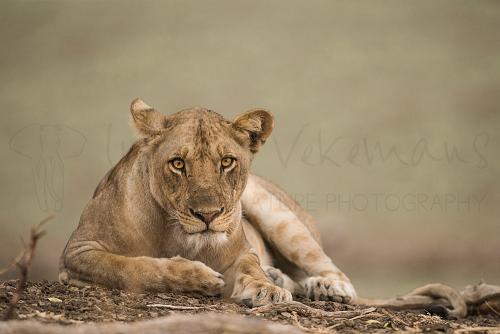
[{"xmin": 130, "ymin": 98, "xmax": 273, "ymax": 238}]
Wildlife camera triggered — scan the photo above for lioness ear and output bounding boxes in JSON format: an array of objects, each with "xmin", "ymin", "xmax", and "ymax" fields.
[
  {"xmin": 130, "ymin": 98, "xmax": 167, "ymax": 137},
  {"xmin": 232, "ymin": 109, "xmax": 274, "ymax": 153}
]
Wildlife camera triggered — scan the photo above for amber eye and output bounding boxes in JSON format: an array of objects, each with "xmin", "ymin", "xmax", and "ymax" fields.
[
  {"xmin": 170, "ymin": 158, "xmax": 185, "ymax": 171},
  {"xmin": 221, "ymin": 157, "xmax": 235, "ymax": 169}
]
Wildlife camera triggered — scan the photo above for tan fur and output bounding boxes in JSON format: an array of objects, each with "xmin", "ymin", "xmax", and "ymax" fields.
[{"xmin": 60, "ymin": 98, "xmax": 355, "ymax": 306}]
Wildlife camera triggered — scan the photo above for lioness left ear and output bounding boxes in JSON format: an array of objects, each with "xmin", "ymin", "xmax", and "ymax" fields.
[
  {"xmin": 232, "ymin": 109, "xmax": 274, "ymax": 153},
  {"xmin": 130, "ymin": 98, "xmax": 167, "ymax": 137}
]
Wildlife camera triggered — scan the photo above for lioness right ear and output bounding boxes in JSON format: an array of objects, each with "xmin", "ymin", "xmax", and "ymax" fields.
[{"xmin": 130, "ymin": 98, "xmax": 167, "ymax": 137}]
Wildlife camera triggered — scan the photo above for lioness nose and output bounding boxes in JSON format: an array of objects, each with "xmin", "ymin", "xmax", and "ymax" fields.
[{"xmin": 189, "ymin": 207, "xmax": 224, "ymax": 225}]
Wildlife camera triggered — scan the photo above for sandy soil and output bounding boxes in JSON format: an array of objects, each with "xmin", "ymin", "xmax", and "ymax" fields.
[{"xmin": 0, "ymin": 280, "xmax": 499, "ymax": 333}]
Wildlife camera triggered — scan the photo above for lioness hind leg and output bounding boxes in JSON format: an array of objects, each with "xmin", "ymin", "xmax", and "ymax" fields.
[
  {"xmin": 300, "ymin": 275, "xmax": 357, "ymax": 303},
  {"xmin": 262, "ymin": 265, "xmax": 301, "ymax": 295},
  {"xmin": 242, "ymin": 175, "xmax": 357, "ymax": 303}
]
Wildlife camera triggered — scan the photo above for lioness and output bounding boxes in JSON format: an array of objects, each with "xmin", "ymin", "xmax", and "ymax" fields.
[{"xmin": 59, "ymin": 99, "xmax": 356, "ymax": 306}]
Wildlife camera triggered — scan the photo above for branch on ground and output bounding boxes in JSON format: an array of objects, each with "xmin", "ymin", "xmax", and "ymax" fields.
[
  {"xmin": 1, "ymin": 216, "xmax": 51, "ymax": 320},
  {"xmin": 355, "ymin": 282, "xmax": 500, "ymax": 319},
  {"xmin": 248, "ymin": 300, "xmax": 376, "ymax": 319}
]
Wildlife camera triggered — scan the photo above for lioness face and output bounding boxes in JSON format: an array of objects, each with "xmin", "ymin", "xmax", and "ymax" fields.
[{"xmin": 130, "ymin": 99, "xmax": 273, "ymax": 236}]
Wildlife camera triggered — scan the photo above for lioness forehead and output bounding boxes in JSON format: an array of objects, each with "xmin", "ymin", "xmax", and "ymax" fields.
[
  {"xmin": 169, "ymin": 108, "xmax": 232, "ymax": 136},
  {"xmin": 165, "ymin": 108, "xmax": 229, "ymax": 133},
  {"xmin": 169, "ymin": 107, "xmax": 228, "ymax": 124},
  {"xmin": 156, "ymin": 108, "xmax": 243, "ymax": 158}
]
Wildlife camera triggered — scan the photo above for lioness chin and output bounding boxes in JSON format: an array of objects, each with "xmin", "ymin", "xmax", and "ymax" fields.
[{"xmin": 59, "ymin": 98, "xmax": 356, "ymax": 307}]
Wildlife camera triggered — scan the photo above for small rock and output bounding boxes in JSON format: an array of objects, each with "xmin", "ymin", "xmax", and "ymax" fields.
[
  {"xmin": 47, "ymin": 297, "xmax": 63, "ymax": 303},
  {"xmin": 27, "ymin": 287, "xmax": 40, "ymax": 295}
]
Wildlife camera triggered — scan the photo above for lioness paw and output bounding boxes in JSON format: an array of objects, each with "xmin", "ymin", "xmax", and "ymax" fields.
[
  {"xmin": 168, "ymin": 257, "xmax": 225, "ymax": 296},
  {"xmin": 233, "ymin": 281, "xmax": 292, "ymax": 307},
  {"xmin": 302, "ymin": 276, "xmax": 357, "ymax": 303},
  {"xmin": 262, "ymin": 266, "xmax": 298, "ymax": 294},
  {"xmin": 193, "ymin": 263, "xmax": 226, "ymax": 296},
  {"xmin": 263, "ymin": 266, "xmax": 285, "ymax": 287}
]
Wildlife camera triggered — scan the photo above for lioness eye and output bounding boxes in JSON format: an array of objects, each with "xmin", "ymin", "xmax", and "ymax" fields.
[
  {"xmin": 170, "ymin": 158, "xmax": 185, "ymax": 170},
  {"xmin": 221, "ymin": 157, "xmax": 235, "ymax": 169}
]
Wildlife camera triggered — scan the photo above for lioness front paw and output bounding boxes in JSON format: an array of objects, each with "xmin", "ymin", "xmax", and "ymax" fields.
[
  {"xmin": 168, "ymin": 257, "xmax": 225, "ymax": 296},
  {"xmin": 232, "ymin": 280, "xmax": 293, "ymax": 307},
  {"xmin": 302, "ymin": 276, "xmax": 357, "ymax": 303}
]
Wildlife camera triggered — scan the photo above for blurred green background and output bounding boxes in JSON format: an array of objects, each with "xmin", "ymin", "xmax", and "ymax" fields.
[{"xmin": 1, "ymin": 0, "xmax": 499, "ymax": 298}]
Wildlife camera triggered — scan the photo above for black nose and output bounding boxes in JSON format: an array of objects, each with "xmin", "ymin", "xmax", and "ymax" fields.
[{"xmin": 189, "ymin": 207, "xmax": 224, "ymax": 225}]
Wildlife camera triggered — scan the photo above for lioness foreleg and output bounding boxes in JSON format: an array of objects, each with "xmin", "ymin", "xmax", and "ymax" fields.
[
  {"xmin": 60, "ymin": 244, "xmax": 225, "ymax": 295},
  {"xmin": 224, "ymin": 252, "xmax": 292, "ymax": 307}
]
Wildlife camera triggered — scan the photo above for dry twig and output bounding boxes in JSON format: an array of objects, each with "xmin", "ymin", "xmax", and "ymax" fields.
[
  {"xmin": 380, "ymin": 308, "xmax": 410, "ymax": 327},
  {"xmin": 2, "ymin": 216, "xmax": 51, "ymax": 320},
  {"xmin": 146, "ymin": 303, "xmax": 218, "ymax": 310},
  {"xmin": 248, "ymin": 300, "xmax": 373, "ymax": 319},
  {"xmin": 484, "ymin": 301, "xmax": 500, "ymax": 317},
  {"xmin": 326, "ymin": 307, "xmax": 378, "ymax": 329}
]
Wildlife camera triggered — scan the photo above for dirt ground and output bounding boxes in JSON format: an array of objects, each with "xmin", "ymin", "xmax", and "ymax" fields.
[{"xmin": 0, "ymin": 280, "xmax": 499, "ymax": 333}]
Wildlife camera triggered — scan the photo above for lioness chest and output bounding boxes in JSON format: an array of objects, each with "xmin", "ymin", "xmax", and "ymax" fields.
[{"xmin": 151, "ymin": 218, "xmax": 271, "ymax": 273}]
